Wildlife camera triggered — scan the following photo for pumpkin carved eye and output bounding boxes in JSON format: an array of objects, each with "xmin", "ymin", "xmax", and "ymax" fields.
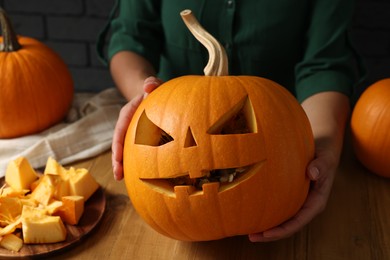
[
  {"xmin": 134, "ymin": 95, "xmax": 255, "ymax": 148},
  {"xmin": 134, "ymin": 110, "xmax": 174, "ymax": 146},
  {"xmin": 208, "ymin": 95, "xmax": 257, "ymax": 135}
]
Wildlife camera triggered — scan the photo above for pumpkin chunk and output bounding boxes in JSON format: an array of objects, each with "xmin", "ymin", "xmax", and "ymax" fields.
[
  {"xmin": 67, "ymin": 167, "xmax": 99, "ymax": 201},
  {"xmin": 30, "ymin": 175, "xmax": 57, "ymax": 206},
  {"xmin": 54, "ymin": 196, "xmax": 84, "ymax": 225},
  {"xmin": 0, "ymin": 233, "xmax": 23, "ymax": 252},
  {"xmin": 5, "ymin": 157, "xmax": 38, "ymax": 190},
  {"xmin": 22, "ymin": 215, "xmax": 67, "ymax": 244},
  {"xmin": 0, "ymin": 156, "xmax": 100, "ymax": 251},
  {"xmin": 0, "ymin": 197, "xmax": 22, "ymax": 226}
]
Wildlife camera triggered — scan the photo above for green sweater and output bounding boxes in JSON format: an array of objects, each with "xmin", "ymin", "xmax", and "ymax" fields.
[{"xmin": 103, "ymin": 0, "xmax": 360, "ymax": 102}]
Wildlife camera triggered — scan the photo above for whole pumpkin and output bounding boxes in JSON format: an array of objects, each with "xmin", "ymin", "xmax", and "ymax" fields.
[
  {"xmin": 123, "ymin": 10, "xmax": 314, "ymax": 241},
  {"xmin": 351, "ymin": 79, "xmax": 390, "ymax": 177},
  {"xmin": 0, "ymin": 8, "xmax": 73, "ymax": 138}
]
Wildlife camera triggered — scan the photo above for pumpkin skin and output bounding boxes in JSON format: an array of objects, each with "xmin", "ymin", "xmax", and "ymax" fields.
[
  {"xmin": 123, "ymin": 75, "xmax": 314, "ymax": 241},
  {"xmin": 0, "ymin": 9, "xmax": 73, "ymax": 138},
  {"xmin": 351, "ymin": 79, "xmax": 390, "ymax": 177}
]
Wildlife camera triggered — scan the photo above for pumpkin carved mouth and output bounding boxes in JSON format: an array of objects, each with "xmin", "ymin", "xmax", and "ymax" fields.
[{"xmin": 140, "ymin": 161, "xmax": 265, "ymax": 197}]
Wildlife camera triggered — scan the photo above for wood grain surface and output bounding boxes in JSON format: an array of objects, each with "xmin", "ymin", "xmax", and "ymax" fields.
[{"xmin": 19, "ymin": 134, "xmax": 390, "ymax": 260}]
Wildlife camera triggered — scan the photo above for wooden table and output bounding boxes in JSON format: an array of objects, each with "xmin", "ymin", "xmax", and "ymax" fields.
[{"xmin": 48, "ymin": 135, "xmax": 390, "ymax": 260}]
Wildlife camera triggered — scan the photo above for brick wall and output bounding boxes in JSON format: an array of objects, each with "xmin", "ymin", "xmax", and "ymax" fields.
[
  {"xmin": 352, "ymin": 0, "xmax": 390, "ymax": 96},
  {"xmin": 0, "ymin": 0, "xmax": 115, "ymax": 92},
  {"xmin": 1, "ymin": 0, "xmax": 390, "ymax": 95}
]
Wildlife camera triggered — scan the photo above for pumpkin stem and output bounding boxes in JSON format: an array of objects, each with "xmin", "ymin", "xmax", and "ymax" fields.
[
  {"xmin": 180, "ymin": 9, "xmax": 228, "ymax": 76},
  {"xmin": 0, "ymin": 7, "xmax": 21, "ymax": 52}
]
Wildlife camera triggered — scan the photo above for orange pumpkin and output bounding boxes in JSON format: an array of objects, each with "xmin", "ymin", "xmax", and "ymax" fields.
[
  {"xmin": 0, "ymin": 8, "xmax": 73, "ymax": 138},
  {"xmin": 123, "ymin": 10, "xmax": 314, "ymax": 241},
  {"xmin": 351, "ymin": 79, "xmax": 390, "ymax": 177}
]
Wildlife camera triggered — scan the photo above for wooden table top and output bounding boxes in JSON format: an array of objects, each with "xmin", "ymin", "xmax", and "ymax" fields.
[{"xmin": 46, "ymin": 136, "xmax": 390, "ymax": 260}]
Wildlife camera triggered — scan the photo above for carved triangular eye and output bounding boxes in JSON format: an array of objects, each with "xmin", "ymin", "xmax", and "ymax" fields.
[
  {"xmin": 135, "ymin": 110, "xmax": 174, "ymax": 146},
  {"xmin": 207, "ymin": 96, "xmax": 257, "ymax": 135}
]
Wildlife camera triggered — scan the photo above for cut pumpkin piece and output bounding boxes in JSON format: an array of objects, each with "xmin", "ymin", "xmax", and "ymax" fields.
[
  {"xmin": 22, "ymin": 215, "xmax": 67, "ymax": 244},
  {"xmin": 29, "ymin": 175, "xmax": 56, "ymax": 206},
  {"xmin": 67, "ymin": 167, "xmax": 99, "ymax": 201},
  {"xmin": 5, "ymin": 157, "xmax": 38, "ymax": 190},
  {"xmin": 0, "ymin": 233, "xmax": 23, "ymax": 252},
  {"xmin": 54, "ymin": 196, "xmax": 84, "ymax": 225},
  {"xmin": 0, "ymin": 197, "xmax": 22, "ymax": 226},
  {"xmin": 43, "ymin": 156, "xmax": 67, "ymax": 177}
]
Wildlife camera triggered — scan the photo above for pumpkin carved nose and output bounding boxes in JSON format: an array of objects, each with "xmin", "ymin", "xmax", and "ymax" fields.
[{"xmin": 184, "ymin": 127, "xmax": 197, "ymax": 148}]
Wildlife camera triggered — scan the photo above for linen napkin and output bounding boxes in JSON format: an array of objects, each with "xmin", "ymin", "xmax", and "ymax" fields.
[{"xmin": 0, "ymin": 88, "xmax": 126, "ymax": 176}]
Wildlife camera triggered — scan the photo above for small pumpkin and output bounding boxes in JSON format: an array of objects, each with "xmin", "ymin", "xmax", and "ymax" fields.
[
  {"xmin": 123, "ymin": 10, "xmax": 314, "ymax": 241},
  {"xmin": 351, "ymin": 79, "xmax": 390, "ymax": 177},
  {"xmin": 0, "ymin": 8, "xmax": 73, "ymax": 138}
]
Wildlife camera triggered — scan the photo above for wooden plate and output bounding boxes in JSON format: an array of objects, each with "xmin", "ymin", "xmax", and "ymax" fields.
[{"xmin": 0, "ymin": 177, "xmax": 106, "ymax": 258}]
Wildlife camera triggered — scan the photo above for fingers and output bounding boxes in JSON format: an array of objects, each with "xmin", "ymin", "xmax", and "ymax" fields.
[
  {"xmin": 307, "ymin": 156, "xmax": 327, "ymax": 181},
  {"xmin": 250, "ymin": 198, "xmax": 317, "ymax": 242},
  {"xmin": 112, "ymin": 77, "xmax": 162, "ymax": 181},
  {"xmin": 143, "ymin": 76, "xmax": 163, "ymax": 95},
  {"xmin": 112, "ymin": 95, "xmax": 144, "ymax": 181},
  {"xmin": 248, "ymin": 192, "xmax": 320, "ymax": 242},
  {"xmin": 249, "ymin": 154, "xmax": 337, "ymax": 242},
  {"xmin": 112, "ymin": 150, "xmax": 123, "ymax": 181},
  {"xmin": 307, "ymin": 150, "xmax": 337, "ymax": 182},
  {"xmin": 249, "ymin": 179, "xmax": 333, "ymax": 242},
  {"xmin": 248, "ymin": 233, "xmax": 276, "ymax": 242},
  {"xmin": 308, "ymin": 166, "xmax": 320, "ymax": 181},
  {"xmin": 248, "ymin": 205, "xmax": 312, "ymax": 242}
]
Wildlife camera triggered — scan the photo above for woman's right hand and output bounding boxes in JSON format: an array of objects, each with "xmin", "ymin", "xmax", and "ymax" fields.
[{"xmin": 111, "ymin": 76, "xmax": 163, "ymax": 181}]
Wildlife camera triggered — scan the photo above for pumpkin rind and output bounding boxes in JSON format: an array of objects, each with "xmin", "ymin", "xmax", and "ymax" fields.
[
  {"xmin": 123, "ymin": 10, "xmax": 314, "ymax": 241},
  {"xmin": 0, "ymin": 8, "xmax": 73, "ymax": 138},
  {"xmin": 351, "ymin": 79, "xmax": 390, "ymax": 177},
  {"xmin": 124, "ymin": 76, "xmax": 314, "ymax": 241}
]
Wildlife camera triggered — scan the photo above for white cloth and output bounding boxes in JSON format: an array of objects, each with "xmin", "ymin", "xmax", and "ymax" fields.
[{"xmin": 0, "ymin": 88, "xmax": 126, "ymax": 176}]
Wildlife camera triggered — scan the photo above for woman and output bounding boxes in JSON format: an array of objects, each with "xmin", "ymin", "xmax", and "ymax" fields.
[{"xmin": 99, "ymin": 0, "xmax": 361, "ymax": 242}]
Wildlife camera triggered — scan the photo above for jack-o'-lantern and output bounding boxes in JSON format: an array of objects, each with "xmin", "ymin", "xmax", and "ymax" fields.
[{"xmin": 123, "ymin": 10, "xmax": 314, "ymax": 241}]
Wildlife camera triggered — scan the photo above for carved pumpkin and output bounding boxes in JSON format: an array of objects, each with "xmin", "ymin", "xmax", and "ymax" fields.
[
  {"xmin": 0, "ymin": 8, "xmax": 73, "ymax": 138},
  {"xmin": 123, "ymin": 10, "xmax": 314, "ymax": 241},
  {"xmin": 351, "ymin": 79, "xmax": 390, "ymax": 177}
]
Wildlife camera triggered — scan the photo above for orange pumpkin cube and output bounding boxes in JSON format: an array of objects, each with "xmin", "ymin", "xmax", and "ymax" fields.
[
  {"xmin": 5, "ymin": 157, "xmax": 38, "ymax": 190},
  {"xmin": 54, "ymin": 196, "xmax": 85, "ymax": 225}
]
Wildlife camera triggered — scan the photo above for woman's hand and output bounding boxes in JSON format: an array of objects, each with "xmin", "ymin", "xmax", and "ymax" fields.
[
  {"xmin": 248, "ymin": 140, "xmax": 338, "ymax": 242},
  {"xmin": 111, "ymin": 76, "xmax": 163, "ymax": 181},
  {"xmin": 248, "ymin": 91, "xmax": 350, "ymax": 242}
]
